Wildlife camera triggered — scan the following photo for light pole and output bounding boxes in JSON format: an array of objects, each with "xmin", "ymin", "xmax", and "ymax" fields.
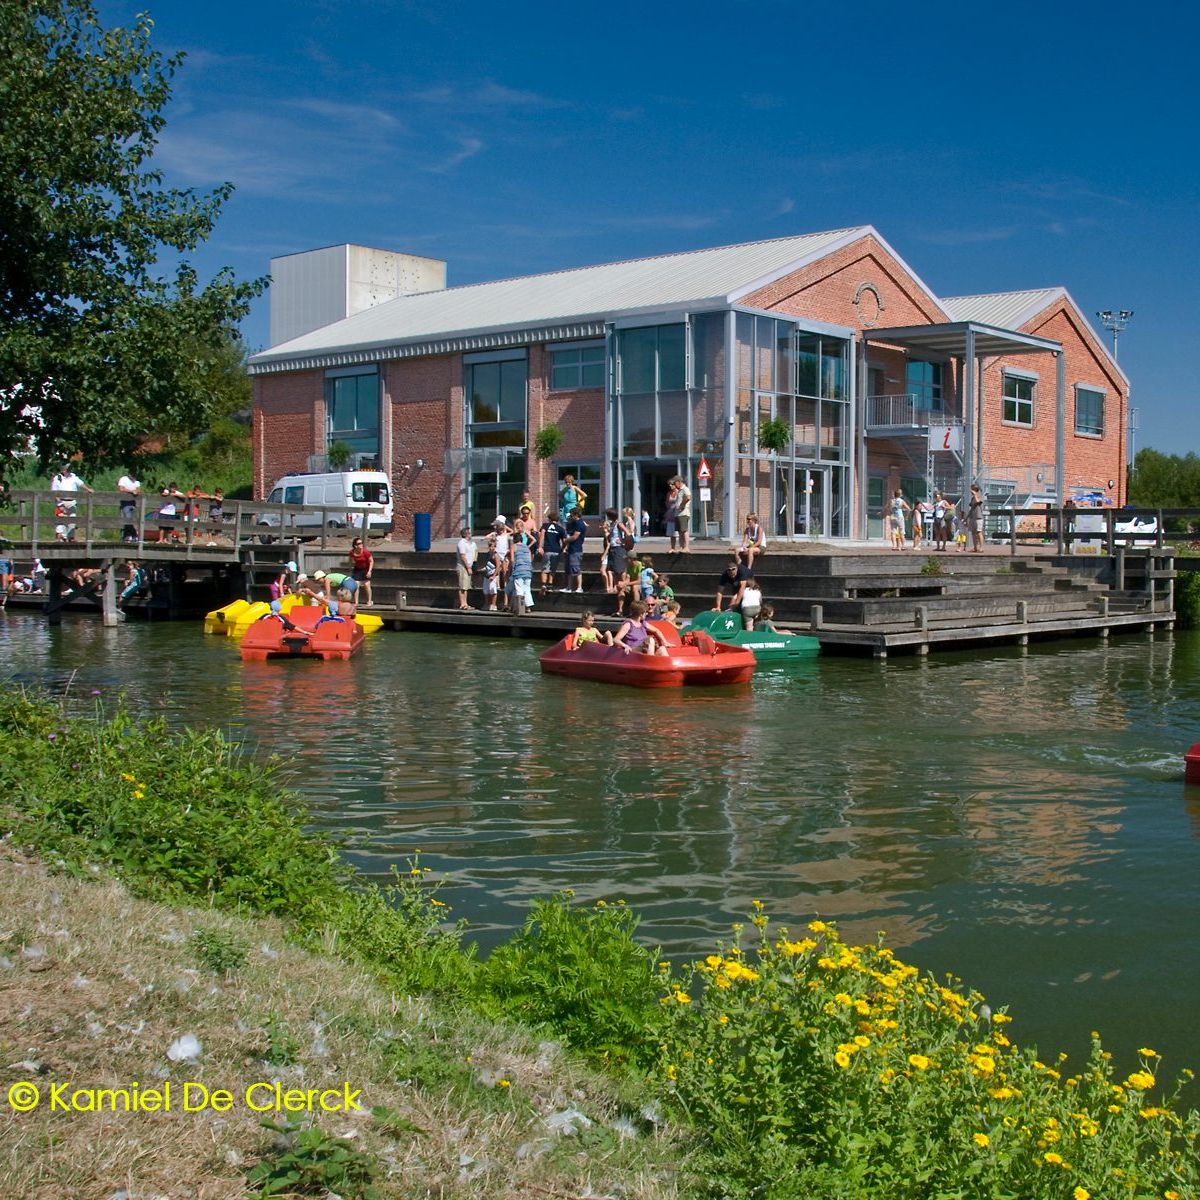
[
  {"xmin": 1097, "ymin": 309, "xmax": 1134, "ymax": 490},
  {"xmin": 1096, "ymin": 308, "xmax": 1133, "ymax": 360}
]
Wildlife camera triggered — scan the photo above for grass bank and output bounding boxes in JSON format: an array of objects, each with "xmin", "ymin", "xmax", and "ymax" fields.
[{"xmin": 1, "ymin": 686, "xmax": 1197, "ymax": 1200}]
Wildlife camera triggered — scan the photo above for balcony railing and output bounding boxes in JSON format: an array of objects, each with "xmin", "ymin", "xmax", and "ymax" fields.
[{"xmin": 865, "ymin": 394, "xmax": 957, "ymax": 431}]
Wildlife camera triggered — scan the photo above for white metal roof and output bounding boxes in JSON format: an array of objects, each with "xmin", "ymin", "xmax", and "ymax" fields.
[
  {"xmin": 941, "ymin": 288, "xmax": 1066, "ymax": 331},
  {"xmin": 249, "ymin": 226, "xmax": 871, "ymax": 371}
]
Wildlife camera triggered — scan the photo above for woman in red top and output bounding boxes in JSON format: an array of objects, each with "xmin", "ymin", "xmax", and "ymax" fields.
[{"xmin": 349, "ymin": 538, "xmax": 374, "ymax": 606}]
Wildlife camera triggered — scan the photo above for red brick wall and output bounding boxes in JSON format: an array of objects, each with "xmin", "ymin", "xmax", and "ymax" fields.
[
  {"xmin": 981, "ymin": 299, "xmax": 1127, "ymax": 503},
  {"xmin": 529, "ymin": 342, "xmax": 606, "ymax": 516},
  {"xmin": 743, "ymin": 233, "xmax": 947, "ymax": 329},
  {"xmin": 386, "ymin": 355, "xmax": 462, "ymax": 540},
  {"xmin": 252, "ymin": 371, "xmax": 324, "ymax": 498}
]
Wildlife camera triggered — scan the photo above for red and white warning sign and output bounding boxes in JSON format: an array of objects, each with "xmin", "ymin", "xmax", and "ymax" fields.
[{"xmin": 696, "ymin": 456, "xmax": 712, "ymax": 483}]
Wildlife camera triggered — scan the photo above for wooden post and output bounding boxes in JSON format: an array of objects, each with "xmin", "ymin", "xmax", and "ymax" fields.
[
  {"xmin": 1016, "ymin": 600, "xmax": 1028, "ymax": 623},
  {"xmin": 1055, "ymin": 506, "xmax": 1064, "ymax": 556},
  {"xmin": 914, "ymin": 605, "xmax": 927, "ymax": 631},
  {"xmin": 84, "ymin": 492, "xmax": 94, "ymax": 554},
  {"xmin": 810, "ymin": 604, "xmax": 823, "ymax": 631},
  {"xmin": 1115, "ymin": 546, "xmax": 1126, "ymax": 591},
  {"xmin": 47, "ymin": 566, "xmax": 63, "ymax": 627},
  {"xmin": 101, "ymin": 561, "xmax": 119, "ymax": 627}
]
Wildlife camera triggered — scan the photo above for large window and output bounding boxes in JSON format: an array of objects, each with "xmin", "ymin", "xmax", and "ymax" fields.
[
  {"xmin": 326, "ymin": 370, "xmax": 379, "ymax": 458},
  {"xmin": 1075, "ymin": 386, "xmax": 1105, "ymax": 436},
  {"xmin": 617, "ymin": 324, "xmax": 685, "ymax": 394},
  {"xmin": 466, "ymin": 353, "xmax": 527, "ymax": 528},
  {"xmin": 469, "ymin": 358, "xmax": 526, "ymax": 423},
  {"xmin": 556, "ymin": 463, "xmax": 601, "ymax": 517},
  {"xmin": 1003, "ymin": 374, "xmax": 1035, "ymax": 427},
  {"xmin": 906, "ymin": 360, "xmax": 944, "ymax": 411},
  {"xmin": 550, "ymin": 342, "xmax": 605, "ymax": 390}
]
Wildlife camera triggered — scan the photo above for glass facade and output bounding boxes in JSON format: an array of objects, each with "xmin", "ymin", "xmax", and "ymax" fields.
[
  {"xmin": 734, "ymin": 315, "xmax": 851, "ymax": 538},
  {"xmin": 1075, "ymin": 386, "xmax": 1104, "ymax": 436},
  {"xmin": 905, "ymin": 360, "xmax": 944, "ymax": 411},
  {"xmin": 607, "ymin": 311, "xmax": 850, "ymax": 539}
]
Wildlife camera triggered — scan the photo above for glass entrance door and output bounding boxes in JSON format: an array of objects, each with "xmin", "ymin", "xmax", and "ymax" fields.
[
  {"xmin": 615, "ymin": 460, "xmax": 681, "ymax": 536},
  {"xmin": 773, "ymin": 464, "xmax": 830, "ymax": 539}
]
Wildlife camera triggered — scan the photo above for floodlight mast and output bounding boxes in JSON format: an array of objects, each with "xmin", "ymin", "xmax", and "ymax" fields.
[
  {"xmin": 1097, "ymin": 309, "xmax": 1135, "ymax": 481},
  {"xmin": 1096, "ymin": 309, "xmax": 1133, "ymax": 361}
]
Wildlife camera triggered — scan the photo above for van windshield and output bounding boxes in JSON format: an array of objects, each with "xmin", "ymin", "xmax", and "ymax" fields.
[
  {"xmin": 267, "ymin": 488, "xmax": 282, "ymax": 503},
  {"xmin": 353, "ymin": 482, "xmax": 389, "ymax": 504}
]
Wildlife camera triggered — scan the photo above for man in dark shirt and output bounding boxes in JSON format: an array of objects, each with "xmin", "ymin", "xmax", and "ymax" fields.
[
  {"xmin": 538, "ymin": 512, "xmax": 568, "ymax": 593},
  {"xmin": 714, "ymin": 557, "xmax": 750, "ymax": 611},
  {"xmin": 564, "ymin": 507, "xmax": 588, "ymax": 594}
]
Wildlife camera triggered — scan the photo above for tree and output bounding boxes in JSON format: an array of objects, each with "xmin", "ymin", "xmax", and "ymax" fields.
[{"xmin": 0, "ymin": 0, "xmax": 263, "ymax": 481}]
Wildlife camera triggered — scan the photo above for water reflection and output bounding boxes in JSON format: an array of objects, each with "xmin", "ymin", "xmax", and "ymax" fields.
[{"xmin": 2, "ymin": 612, "xmax": 1199, "ymax": 1074}]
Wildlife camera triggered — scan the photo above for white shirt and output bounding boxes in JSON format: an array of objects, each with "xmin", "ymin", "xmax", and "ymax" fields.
[
  {"xmin": 457, "ymin": 537, "xmax": 477, "ymax": 567},
  {"xmin": 117, "ymin": 474, "xmax": 141, "ymax": 494},
  {"xmin": 52, "ymin": 471, "xmax": 86, "ymax": 493}
]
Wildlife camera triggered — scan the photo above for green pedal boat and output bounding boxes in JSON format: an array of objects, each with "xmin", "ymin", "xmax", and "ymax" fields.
[{"xmin": 688, "ymin": 609, "xmax": 820, "ymax": 660}]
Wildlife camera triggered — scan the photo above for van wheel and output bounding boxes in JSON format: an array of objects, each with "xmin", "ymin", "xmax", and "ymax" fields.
[{"xmin": 327, "ymin": 519, "xmax": 344, "ymax": 530}]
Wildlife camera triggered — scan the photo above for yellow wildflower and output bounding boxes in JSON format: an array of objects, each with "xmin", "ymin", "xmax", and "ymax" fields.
[
  {"xmin": 972, "ymin": 1056, "xmax": 997, "ymax": 1076},
  {"xmin": 808, "ymin": 920, "xmax": 828, "ymax": 932},
  {"xmin": 717, "ymin": 1014, "xmax": 729, "ymax": 1025},
  {"xmin": 834, "ymin": 1051, "xmax": 851, "ymax": 1069},
  {"xmin": 973, "ymin": 1132, "xmax": 990, "ymax": 1147},
  {"xmin": 1138, "ymin": 1047, "xmax": 1158, "ymax": 1057},
  {"xmin": 1043, "ymin": 1152, "xmax": 1063, "ymax": 1165},
  {"xmin": 672, "ymin": 989, "xmax": 691, "ymax": 1004},
  {"xmin": 1125, "ymin": 1070, "xmax": 1155, "ymax": 1091},
  {"xmin": 1074, "ymin": 1188, "xmax": 1091, "ymax": 1200},
  {"xmin": 992, "ymin": 1013, "xmax": 1012, "ymax": 1024},
  {"xmin": 1165, "ymin": 1191, "xmax": 1180, "ymax": 1200},
  {"xmin": 121, "ymin": 773, "xmax": 135, "ymax": 782},
  {"xmin": 497, "ymin": 1079, "xmax": 510, "ymax": 1088},
  {"xmin": 132, "ymin": 789, "xmax": 145, "ymax": 799},
  {"xmin": 907, "ymin": 1054, "xmax": 931, "ymax": 1071},
  {"xmin": 853, "ymin": 1035, "xmax": 870, "ymax": 1047},
  {"xmin": 989, "ymin": 1086, "xmax": 1017, "ymax": 1100}
]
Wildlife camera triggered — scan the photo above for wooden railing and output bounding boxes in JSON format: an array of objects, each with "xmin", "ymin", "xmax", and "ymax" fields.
[
  {"xmin": 983, "ymin": 505, "xmax": 1171, "ymax": 556},
  {"xmin": 0, "ymin": 489, "xmax": 388, "ymax": 558}
]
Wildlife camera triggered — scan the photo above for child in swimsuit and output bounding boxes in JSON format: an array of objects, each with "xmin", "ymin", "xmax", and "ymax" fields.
[{"xmin": 571, "ymin": 610, "xmax": 613, "ymax": 648}]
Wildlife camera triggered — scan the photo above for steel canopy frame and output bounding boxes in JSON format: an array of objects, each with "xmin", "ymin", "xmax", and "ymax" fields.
[{"xmin": 862, "ymin": 319, "xmax": 1065, "ymax": 505}]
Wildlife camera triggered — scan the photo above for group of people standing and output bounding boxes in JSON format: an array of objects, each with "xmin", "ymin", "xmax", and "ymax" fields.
[{"xmin": 885, "ymin": 484, "xmax": 986, "ymax": 553}]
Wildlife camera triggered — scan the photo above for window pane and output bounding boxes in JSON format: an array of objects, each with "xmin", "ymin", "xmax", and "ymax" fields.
[
  {"xmin": 659, "ymin": 391, "xmax": 688, "ymax": 455},
  {"xmin": 499, "ymin": 359, "xmax": 527, "ymax": 423},
  {"xmin": 1076, "ymin": 387, "xmax": 1104, "ymax": 435},
  {"xmin": 794, "ymin": 396, "xmax": 818, "ymax": 458},
  {"xmin": 580, "ymin": 360, "xmax": 605, "ymax": 388},
  {"xmin": 658, "ymin": 324, "xmax": 685, "ymax": 390},
  {"xmin": 736, "ymin": 313, "xmax": 754, "ymax": 392},
  {"xmin": 619, "ymin": 327, "xmax": 656, "ymax": 393},
  {"xmin": 355, "ymin": 375, "xmax": 378, "ymax": 431},
  {"xmin": 621, "ymin": 395, "xmax": 656, "ymax": 456},
  {"xmin": 821, "ymin": 399, "xmax": 846, "ymax": 460},
  {"xmin": 755, "ymin": 317, "xmax": 775, "ymax": 392},
  {"xmin": 796, "ymin": 335, "xmax": 819, "ymax": 397},
  {"xmin": 820, "ymin": 339, "xmax": 846, "ymax": 400},
  {"xmin": 470, "ymin": 362, "xmax": 500, "ymax": 422},
  {"xmin": 776, "ymin": 323, "xmax": 794, "ymax": 396},
  {"xmin": 690, "ymin": 311, "xmax": 723, "ymax": 391}
]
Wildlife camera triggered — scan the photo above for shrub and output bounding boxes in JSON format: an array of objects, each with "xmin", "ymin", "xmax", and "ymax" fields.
[
  {"xmin": 477, "ymin": 892, "xmax": 666, "ymax": 1066},
  {"xmin": 919, "ymin": 556, "xmax": 943, "ymax": 576},
  {"xmin": 757, "ymin": 417, "xmax": 791, "ymax": 455},
  {"xmin": 1174, "ymin": 568, "xmax": 1200, "ymax": 627},
  {"xmin": 190, "ymin": 927, "xmax": 249, "ymax": 975},
  {"xmin": 246, "ymin": 1119, "xmax": 380, "ymax": 1199},
  {"xmin": 533, "ymin": 424, "xmax": 564, "ymax": 461},
  {"xmin": 658, "ymin": 910, "xmax": 1200, "ymax": 1199}
]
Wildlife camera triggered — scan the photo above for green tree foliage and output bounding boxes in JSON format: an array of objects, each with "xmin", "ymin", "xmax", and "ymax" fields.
[
  {"xmin": 1129, "ymin": 449, "xmax": 1200, "ymax": 508},
  {"xmin": 0, "ymin": 0, "xmax": 263, "ymax": 480}
]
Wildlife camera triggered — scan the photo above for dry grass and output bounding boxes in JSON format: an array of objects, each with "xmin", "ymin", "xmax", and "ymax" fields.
[{"xmin": 0, "ymin": 844, "xmax": 686, "ymax": 1199}]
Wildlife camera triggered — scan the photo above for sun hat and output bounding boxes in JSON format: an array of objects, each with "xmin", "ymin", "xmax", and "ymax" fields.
[
  {"xmin": 494, "ymin": 515, "xmax": 506, "ymax": 525},
  {"xmin": 286, "ymin": 560, "xmax": 298, "ymax": 572},
  {"xmin": 313, "ymin": 570, "xmax": 326, "ymax": 580}
]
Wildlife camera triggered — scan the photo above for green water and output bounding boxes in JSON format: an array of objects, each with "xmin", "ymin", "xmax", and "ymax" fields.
[{"xmin": 3, "ymin": 612, "xmax": 1199, "ymax": 1081}]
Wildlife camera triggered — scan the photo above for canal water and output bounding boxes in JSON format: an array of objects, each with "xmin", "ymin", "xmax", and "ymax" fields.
[{"xmin": 3, "ymin": 612, "xmax": 1199, "ymax": 1082}]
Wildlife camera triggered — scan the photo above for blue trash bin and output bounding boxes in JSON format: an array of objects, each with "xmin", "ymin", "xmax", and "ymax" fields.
[{"xmin": 413, "ymin": 512, "xmax": 432, "ymax": 552}]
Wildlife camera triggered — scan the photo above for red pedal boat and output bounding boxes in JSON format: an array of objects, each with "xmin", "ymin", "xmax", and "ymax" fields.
[
  {"xmin": 239, "ymin": 604, "xmax": 364, "ymax": 662},
  {"xmin": 539, "ymin": 620, "xmax": 755, "ymax": 688}
]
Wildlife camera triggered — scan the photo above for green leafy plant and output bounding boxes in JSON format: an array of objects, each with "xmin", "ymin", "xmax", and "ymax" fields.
[
  {"xmin": 533, "ymin": 423, "xmax": 564, "ymax": 461},
  {"xmin": 246, "ymin": 1119, "xmax": 380, "ymax": 1199},
  {"xmin": 326, "ymin": 440, "xmax": 353, "ymax": 470},
  {"xmin": 477, "ymin": 892, "xmax": 666, "ymax": 1065},
  {"xmin": 757, "ymin": 416, "xmax": 791, "ymax": 455},
  {"xmin": 190, "ymin": 927, "xmax": 249, "ymax": 975},
  {"xmin": 261, "ymin": 1015, "xmax": 301, "ymax": 1067},
  {"xmin": 919, "ymin": 556, "xmax": 943, "ymax": 577},
  {"xmin": 657, "ymin": 911, "xmax": 1200, "ymax": 1200}
]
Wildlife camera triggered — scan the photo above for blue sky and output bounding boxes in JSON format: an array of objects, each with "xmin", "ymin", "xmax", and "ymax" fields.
[{"xmin": 101, "ymin": 0, "xmax": 1198, "ymax": 454}]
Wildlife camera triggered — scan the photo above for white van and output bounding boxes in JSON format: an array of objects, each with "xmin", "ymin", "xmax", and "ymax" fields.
[{"xmin": 257, "ymin": 470, "xmax": 393, "ymax": 536}]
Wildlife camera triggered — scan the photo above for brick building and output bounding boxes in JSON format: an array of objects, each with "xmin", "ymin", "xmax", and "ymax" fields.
[{"xmin": 249, "ymin": 227, "xmax": 1128, "ymax": 542}]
